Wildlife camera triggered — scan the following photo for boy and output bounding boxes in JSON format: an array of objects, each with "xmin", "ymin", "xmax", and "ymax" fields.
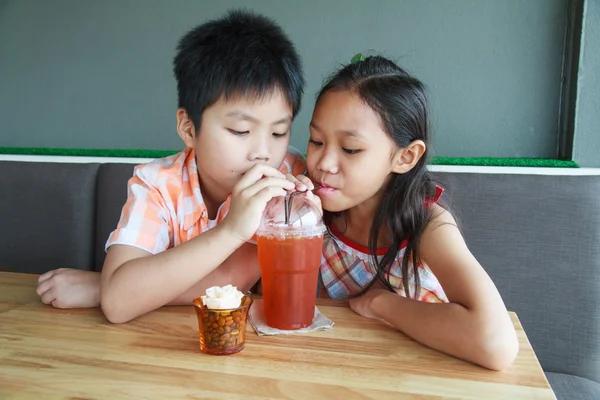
[{"xmin": 36, "ymin": 10, "xmax": 306, "ymax": 323}]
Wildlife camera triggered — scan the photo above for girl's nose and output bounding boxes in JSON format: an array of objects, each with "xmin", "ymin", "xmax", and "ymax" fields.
[{"xmin": 317, "ymin": 148, "xmax": 339, "ymax": 174}]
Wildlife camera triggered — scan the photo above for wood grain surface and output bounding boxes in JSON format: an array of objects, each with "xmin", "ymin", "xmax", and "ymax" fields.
[{"xmin": 0, "ymin": 272, "xmax": 556, "ymax": 399}]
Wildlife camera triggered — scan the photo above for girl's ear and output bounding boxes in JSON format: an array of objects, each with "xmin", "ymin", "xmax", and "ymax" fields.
[
  {"xmin": 392, "ymin": 140, "xmax": 426, "ymax": 174},
  {"xmin": 176, "ymin": 108, "xmax": 197, "ymax": 148}
]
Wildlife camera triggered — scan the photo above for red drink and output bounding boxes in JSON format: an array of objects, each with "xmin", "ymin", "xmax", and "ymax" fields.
[{"xmin": 257, "ymin": 234, "xmax": 324, "ymax": 330}]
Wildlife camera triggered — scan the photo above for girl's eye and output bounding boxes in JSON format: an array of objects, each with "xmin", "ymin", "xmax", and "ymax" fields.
[
  {"xmin": 273, "ymin": 132, "xmax": 287, "ymax": 138},
  {"xmin": 309, "ymin": 139, "xmax": 323, "ymax": 146},
  {"xmin": 343, "ymin": 148, "xmax": 361, "ymax": 155},
  {"xmin": 228, "ymin": 129, "xmax": 249, "ymax": 136}
]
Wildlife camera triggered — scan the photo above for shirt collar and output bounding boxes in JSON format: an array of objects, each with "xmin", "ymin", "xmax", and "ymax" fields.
[
  {"xmin": 181, "ymin": 147, "xmax": 232, "ymax": 231},
  {"xmin": 182, "ymin": 147, "xmax": 207, "ymax": 231}
]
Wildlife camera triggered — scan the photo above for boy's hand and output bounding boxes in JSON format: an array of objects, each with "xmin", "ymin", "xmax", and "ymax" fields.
[
  {"xmin": 221, "ymin": 164, "xmax": 295, "ymax": 243},
  {"xmin": 36, "ymin": 268, "xmax": 100, "ymax": 308},
  {"xmin": 285, "ymin": 174, "xmax": 322, "ymax": 216}
]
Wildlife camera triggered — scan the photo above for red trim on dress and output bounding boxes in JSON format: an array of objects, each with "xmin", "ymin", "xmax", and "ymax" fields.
[
  {"xmin": 328, "ymin": 222, "xmax": 407, "ymax": 255},
  {"xmin": 327, "ymin": 185, "xmax": 444, "ymax": 255}
]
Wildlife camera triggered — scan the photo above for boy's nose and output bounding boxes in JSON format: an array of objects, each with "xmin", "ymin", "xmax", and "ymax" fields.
[{"xmin": 249, "ymin": 136, "xmax": 270, "ymax": 162}]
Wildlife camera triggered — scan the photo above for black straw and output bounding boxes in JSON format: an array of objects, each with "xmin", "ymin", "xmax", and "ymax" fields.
[{"xmin": 284, "ymin": 191, "xmax": 299, "ymax": 225}]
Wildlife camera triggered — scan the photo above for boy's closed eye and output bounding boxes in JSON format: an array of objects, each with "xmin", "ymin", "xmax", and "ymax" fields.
[
  {"xmin": 228, "ymin": 129, "xmax": 249, "ymax": 136},
  {"xmin": 227, "ymin": 129, "xmax": 288, "ymax": 138}
]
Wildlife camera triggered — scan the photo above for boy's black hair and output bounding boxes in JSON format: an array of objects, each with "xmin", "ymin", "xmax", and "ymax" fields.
[{"xmin": 173, "ymin": 9, "xmax": 304, "ymax": 133}]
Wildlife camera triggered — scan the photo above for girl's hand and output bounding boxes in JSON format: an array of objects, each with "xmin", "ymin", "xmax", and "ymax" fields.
[
  {"xmin": 349, "ymin": 288, "xmax": 391, "ymax": 320},
  {"xmin": 285, "ymin": 174, "xmax": 322, "ymax": 215}
]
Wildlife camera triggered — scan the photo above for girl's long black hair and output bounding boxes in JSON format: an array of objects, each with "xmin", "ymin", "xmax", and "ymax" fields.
[{"xmin": 318, "ymin": 56, "xmax": 440, "ymax": 298}]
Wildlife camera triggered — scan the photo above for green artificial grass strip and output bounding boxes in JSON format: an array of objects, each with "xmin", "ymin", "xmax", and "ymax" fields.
[
  {"xmin": 0, "ymin": 147, "xmax": 179, "ymax": 158},
  {"xmin": 430, "ymin": 157, "xmax": 579, "ymax": 168},
  {"xmin": 0, "ymin": 147, "xmax": 579, "ymax": 168}
]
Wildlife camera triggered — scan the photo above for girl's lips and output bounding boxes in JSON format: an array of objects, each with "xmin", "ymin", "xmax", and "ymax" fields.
[
  {"xmin": 316, "ymin": 187, "xmax": 337, "ymax": 194},
  {"xmin": 314, "ymin": 182, "xmax": 338, "ymax": 195},
  {"xmin": 314, "ymin": 182, "xmax": 332, "ymax": 189}
]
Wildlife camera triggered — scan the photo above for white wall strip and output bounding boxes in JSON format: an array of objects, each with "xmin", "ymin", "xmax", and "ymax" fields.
[
  {"xmin": 1, "ymin": 154, "xmax": 599, "ymax": 176},
  {"xmin": 427, "ymin": 165, "xmax": 600, "ymax": 176},
  {"xmin": 0, "ymin": 154, "xmax": 154, "ymax": 164}
]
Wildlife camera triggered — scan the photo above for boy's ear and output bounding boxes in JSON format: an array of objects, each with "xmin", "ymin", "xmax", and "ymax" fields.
[
  {"xmin": 176, "ymin": 108, "xmax": 197, "ymax": 148},
  {"xmin": 392, "ymin": 140, "xmax": 426, "ymax": 174}
]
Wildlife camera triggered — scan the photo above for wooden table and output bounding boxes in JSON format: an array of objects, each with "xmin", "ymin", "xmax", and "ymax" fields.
[{"xmin": 0, "ymin": 272, "xmax": 556, "ymax": 399}]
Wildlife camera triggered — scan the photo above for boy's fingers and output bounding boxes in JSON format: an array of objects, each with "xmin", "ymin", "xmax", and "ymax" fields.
[
  {"xmin": 51, "ymin": 299, "xmax": 65, "ymax": 309},
  {"xmin": 285, "ymin": 174, "xmax": 308, "ymax": 191},
  {"xmin": 40, "ymin": 289, "xmax": 57, "ymax": 305},
  {"xmin": 38, "ymin": 269, "xmax": 56, "ymax": 284},
  {"xmin": 296, "ymin": 175, "xmax": 314, "ymax": 190},
  {"xmin": 235, "ymin": 164, "xmax": 285, "ymax": 192},
  {"xmin": 285, "ymin": 173, "xmax": 301, "ymax": 183},
  {"xmin": 250, "ymin": 186, "xmax": 288, "ymax": 209},
  {"xmin": 36, "ymin": 279, "xmax": 53, "ymax": 297},
  {"xmin": 241, "ymin": 177, "xmax": 295, "ymax": 199}
]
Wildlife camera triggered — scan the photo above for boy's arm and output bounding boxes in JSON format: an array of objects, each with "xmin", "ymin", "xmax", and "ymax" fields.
[
  {"xmin": 34, "ymin": 227, "xmax": 258, "ymax": 311},
  {"xmin": 167, "ymin": 241, "xmax": 260, "ymax": 305},
  {"xmin": 101, "ymin": 164, "xmax": 294, "ymax": 323},
  {"xmin": 100, "ymin": 225, "xmax": 246, "ymax": 323}
]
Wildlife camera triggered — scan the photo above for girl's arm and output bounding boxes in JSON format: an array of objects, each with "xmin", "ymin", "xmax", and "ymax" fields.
[{"xmin": 350, "ymin": 205, "xmax": 518, "ymax": 370}]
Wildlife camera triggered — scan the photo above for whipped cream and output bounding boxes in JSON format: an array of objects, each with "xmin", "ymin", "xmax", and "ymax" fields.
[{"xmin": 201, "ymin": 285, "xmax": 244, "ymax": 310}]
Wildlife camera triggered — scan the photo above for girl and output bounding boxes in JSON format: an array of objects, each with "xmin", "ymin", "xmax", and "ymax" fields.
[{"xmin": 292, "ymin": 55, "xmax": 518, "ymax": 370}]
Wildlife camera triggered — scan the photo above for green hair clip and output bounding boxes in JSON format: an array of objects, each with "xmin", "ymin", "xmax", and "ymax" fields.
[{"xmin": 350, "ymin": 53, "xmax": 366, "ymax": 64}]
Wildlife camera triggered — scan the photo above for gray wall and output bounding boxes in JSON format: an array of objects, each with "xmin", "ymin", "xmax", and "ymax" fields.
[
  {"xmin": 573, "ymin": 0, "xmax": 600, "ymax": 168},
  {"xmin": 0, "ymin": 0, "xmax": 568, "ymax": 158}
]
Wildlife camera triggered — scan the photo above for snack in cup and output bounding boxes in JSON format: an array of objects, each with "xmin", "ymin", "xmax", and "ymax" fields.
[{"xmin": 193, "ymin": 285, "xmax": 253, "ymax": 355}]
